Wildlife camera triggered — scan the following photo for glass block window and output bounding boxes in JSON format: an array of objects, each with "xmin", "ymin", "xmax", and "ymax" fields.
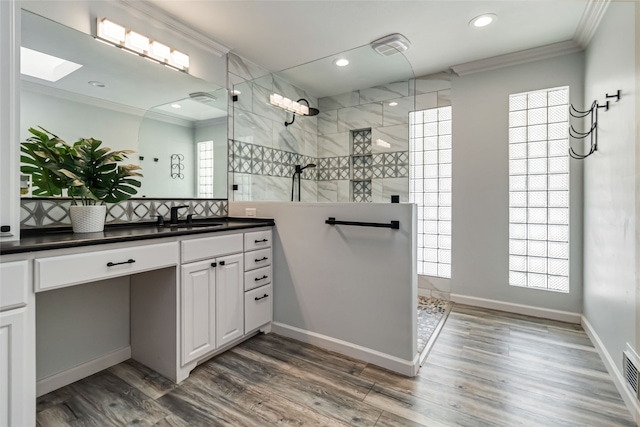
[
  {"xmin": 508, "ymin": 87, "xmax": 570, "ymax": 292},
  {"xmin": 197, "ymin": 140, "xmax": 214, "ymax": 198},
  {"xmin": 409, "ymin": 106, "xmax": 452, "ymax": 278}
]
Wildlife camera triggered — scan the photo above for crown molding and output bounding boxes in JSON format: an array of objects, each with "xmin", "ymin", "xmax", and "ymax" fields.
[
  {"xmin": 450, "ymin": 40, "xmax": 582, "ymax": 76},
  {"xmin": 22, "ymin": 80, "xmax": 147, "ymax": 118},
  {"xmin": 573, "ymin": 0, "xmax": 611, "ymax": 48},
  {"xmin": 116, "ymin": 0, "xmax": 230, "ymax": 57}
]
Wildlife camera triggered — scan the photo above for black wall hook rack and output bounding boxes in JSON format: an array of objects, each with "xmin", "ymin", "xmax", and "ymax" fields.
[
  {"xmin": 569, "ymin": 89, "xmax": 621, "ymax": 160},
  {"xmin": 171, "ymin": 154, "xmax": 185, "ymax": 179}
]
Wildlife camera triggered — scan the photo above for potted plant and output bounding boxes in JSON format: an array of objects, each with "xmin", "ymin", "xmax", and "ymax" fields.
[{"xmin": 20, "ymin": 127, "xmax": 142, "ymax": 233}]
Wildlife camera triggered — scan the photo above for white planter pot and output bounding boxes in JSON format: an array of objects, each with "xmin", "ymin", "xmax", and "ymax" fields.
[{"xmin": 69, "ymin": 205, "xmax": 107, "ymax": 233}]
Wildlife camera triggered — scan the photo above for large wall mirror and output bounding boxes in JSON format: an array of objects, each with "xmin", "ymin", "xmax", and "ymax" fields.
[{"xmin": 20, "ymin": 10, "xmax": 228, "ymax": 200}]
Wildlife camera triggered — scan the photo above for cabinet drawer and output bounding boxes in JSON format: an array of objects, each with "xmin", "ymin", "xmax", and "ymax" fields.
[
  {"xmin": 245, "ymin": 284, "xmax": 272, "ymax": 333},
  {"xmin": 35, "ymin": 242, "xmax": 178, "ymax": 292},
  {"xmin": 244, "ymin": 266, "xmax": 271, "ymax": 291},
  {"xmin": 244, "ymin": 230, "xmax": 272, "ymax": 252},
  {"xmin": 0, "ymin": 261, "xmax": 28, "ymax": 311},
  {"xmin": 244, "ymin": 248, "xmax": 271, "ymax": 271},
  {"xmin": 182, "ymin": 233, "xmax": 243, "ymax": 264}
]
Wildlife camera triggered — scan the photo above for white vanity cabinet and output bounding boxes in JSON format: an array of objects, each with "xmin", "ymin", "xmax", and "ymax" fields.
[
  {"xmin": 180, "ymin": 252, "xmax": 244, "ymax": 364},
  {"xmin": 243, "ymin": 230, "xmax": 273, "ymax": 334},
  {"xmin": 180, "ymin": 232, "xmax": 247, "ymax": 366},
  {"xmin": 0, "ymin": 260, "xmax": 35, "ymax": 427}
]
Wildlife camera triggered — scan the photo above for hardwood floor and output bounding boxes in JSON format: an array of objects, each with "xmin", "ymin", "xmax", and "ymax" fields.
[{"xmin": 36, "ymin": 304, "xmax": 636, "ymax": 426}]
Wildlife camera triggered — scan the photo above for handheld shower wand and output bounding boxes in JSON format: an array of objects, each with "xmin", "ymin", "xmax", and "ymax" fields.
[{"xmin": 291, "ymin": 163, "xmax": 316, "ymax": 201}]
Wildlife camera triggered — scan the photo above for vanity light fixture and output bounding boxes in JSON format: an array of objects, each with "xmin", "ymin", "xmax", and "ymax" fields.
[
  {"xmin": 95, "ymin": 17, "xmax": 190, "ymax": 72},
  {"xmin": 334, "ymin": 58, "xmax": 349, "ymax": 67},
  {"xmin": 270, "ymin": 94, "xmax": 310, "ymax": 116},
  {"xmin": 125, "ymin": 30, "xmax": 149, "ymax": 54},
  {"xmin": 470, "ymin": 14, "xmax": 497, "ymax": 28}
]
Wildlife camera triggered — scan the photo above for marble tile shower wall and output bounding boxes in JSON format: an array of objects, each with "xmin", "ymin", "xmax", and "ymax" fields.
[
  {"xmin": 316, "ymin": 72, "xmax": 452, "ymax": 203},
  {"xmin": 228, "ymin": 53, "xmax": 319, "ymax": 202},
  {"xmin": 20, "ymin": 198, "xmax": 228, "ymax": 228},
  {"xmin": 228, "ymin": 53, "xmax": 452, "ymax": 203}
]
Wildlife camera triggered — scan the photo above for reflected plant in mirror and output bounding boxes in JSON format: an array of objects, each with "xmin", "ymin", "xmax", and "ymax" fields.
[
  {"xmin": 20, "ymin": 9, "xmax": 228, "ymax": 200},
  {"xmin": 20, "ymin": 127, "xmax": 142, "ymax": 205}
]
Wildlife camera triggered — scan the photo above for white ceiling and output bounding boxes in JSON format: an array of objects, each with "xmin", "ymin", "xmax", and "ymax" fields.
[{"xmin": 145, "ymin": 0, "xmax": 590, "ymax": 77}]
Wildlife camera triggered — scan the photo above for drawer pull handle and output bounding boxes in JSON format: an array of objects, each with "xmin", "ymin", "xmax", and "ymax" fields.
[
  {"xmin": 255, "ymin": 257, "xmax": 269, "ymax": 262},
  {"xmin": 254, "ymin": 239, "xmax": 268, "ymax": 243},
  {"xmin": 107, "ymin": 259, "xmax": 136, "ymax": 267},
  {"xmin": 255, "ymin": 294, "xmax": 269, "ymax": 301},
  {"xmin": 254, "ymin": 275, "xmax": 268, "ymax": 282}
]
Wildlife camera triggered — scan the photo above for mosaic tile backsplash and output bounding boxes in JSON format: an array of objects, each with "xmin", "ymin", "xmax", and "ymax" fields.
[{"xmin": 20, "ymin": 198, "xmax": 228, "ymax": 228}]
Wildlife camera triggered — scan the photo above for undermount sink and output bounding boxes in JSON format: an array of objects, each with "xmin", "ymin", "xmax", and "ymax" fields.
[{"xmin": 165, "ymin": 222, "xmax": 225, "ymax": 229}]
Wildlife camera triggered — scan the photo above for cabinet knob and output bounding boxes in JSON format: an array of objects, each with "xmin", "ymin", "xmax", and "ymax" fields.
[
  {"xmin": 211, "ymin": 262, "xmax": 217, "ymax": 267},
  {"xmin": 219, "ymin": 260, "xmax": 226, "ymax": 266}
]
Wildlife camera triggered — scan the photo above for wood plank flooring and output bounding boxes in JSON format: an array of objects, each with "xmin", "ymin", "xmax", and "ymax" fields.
[{"xmin": 36, "ymin": 304, "xmax": 636, "ymax": 426}]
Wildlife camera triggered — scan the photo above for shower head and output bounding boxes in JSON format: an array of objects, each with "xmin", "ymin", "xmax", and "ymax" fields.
[
  {"xmin": 284, "ymin": 98, "xmax": 319, "ymax": 127},
  {"xmin": 295, "ymin": 163, "xmax": 316, "ymax": 174}
]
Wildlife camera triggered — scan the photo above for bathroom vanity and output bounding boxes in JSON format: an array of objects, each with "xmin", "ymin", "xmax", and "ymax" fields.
[{"xmin": 0, "ymin": 218, "xmax": 274, "ymax": 427}]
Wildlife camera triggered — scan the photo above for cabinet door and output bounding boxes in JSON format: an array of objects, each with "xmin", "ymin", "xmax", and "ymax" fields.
[
  {"xmin": 0, "ymin": 308, "xmax": 27, "ymax": 427},
  {"xmin": 216, "ymin": 253, "xmax": 244, "ymax": 347},
  {"xmin": 181, "ymin": 260, "xmax": 216, "ymax": 365}
]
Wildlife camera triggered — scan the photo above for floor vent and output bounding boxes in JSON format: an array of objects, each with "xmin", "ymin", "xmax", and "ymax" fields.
[{"xmin": 623, "ymin": 347, "xmax": 640, "ymax": 400}]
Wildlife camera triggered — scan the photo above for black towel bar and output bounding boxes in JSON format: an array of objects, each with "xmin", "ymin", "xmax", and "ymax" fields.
[{"xmin": 325, "ymin": 217, "xmax": 399, "ymax": 229}]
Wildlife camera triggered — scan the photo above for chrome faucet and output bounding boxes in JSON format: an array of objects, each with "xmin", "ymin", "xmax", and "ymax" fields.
[{"xmin": 169, "ymin": 205, "xmax": 189, "ymax": 226}]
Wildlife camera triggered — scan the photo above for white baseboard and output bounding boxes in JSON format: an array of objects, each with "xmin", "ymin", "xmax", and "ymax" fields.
[
  {"xmin": 36, "ymin": 346, "xmax": 131, "ymax": 397},
  {"xmin": 581, "ymin": 316, "xmax": 639, "ymax": 424},
  {"xmin": 272, "ymin": 322, "xmax": 420, "ymax": 376},
  {"xmin": 450, "ymin": 294, "xmax": 582, "ymax": 324}
]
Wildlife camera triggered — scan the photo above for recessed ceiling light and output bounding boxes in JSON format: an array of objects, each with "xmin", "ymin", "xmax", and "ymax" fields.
[
  {"xmin": 88, "ymin": 81, "xmax": 107, "ymax": 88},
  {"xmin": 21, "ymin": 47, "xmax": 83, "ymax": 82},
  {"xmin": 333, "ymin": 58, "xmax": 349, "ymax": 67},
  {"xmin": 470, "ymin": 14, "xmax": 497, "ymax": 28},
  {"xmin": 388, "ymin": 102, "xmax": 398, "ymax": 107},
  {"xmin": 171, "ymin": 103, "xmax": 182, "ymax": 109}
]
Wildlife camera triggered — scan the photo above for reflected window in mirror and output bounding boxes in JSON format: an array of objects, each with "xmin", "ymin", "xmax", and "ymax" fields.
[{"xmin": 197, "ymin": 141, "xmax": 214, "ymax": 198}]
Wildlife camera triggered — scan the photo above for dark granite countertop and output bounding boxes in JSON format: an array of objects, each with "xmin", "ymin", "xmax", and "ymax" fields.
[{"xmin": 0, "ymin": 217, "xmax": 274, "ymax": 255}]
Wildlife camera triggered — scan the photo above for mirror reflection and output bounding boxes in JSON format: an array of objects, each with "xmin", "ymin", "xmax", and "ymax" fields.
[{"xmin": 20, "ymin": 9, "xmax": 228, "ymax": 200}]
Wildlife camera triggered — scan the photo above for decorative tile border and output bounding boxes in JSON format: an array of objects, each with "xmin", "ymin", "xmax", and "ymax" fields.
[
  {"xmin": 228, "ymin": 138, "xmax": 408, "ymax": 189},
  {"xmin": 20, "ymin": 198, "xmax": 228, "ymax": 228},
  {"xmin": 229, "ymin": 140, "xmax": 317, "ymax": 180}
]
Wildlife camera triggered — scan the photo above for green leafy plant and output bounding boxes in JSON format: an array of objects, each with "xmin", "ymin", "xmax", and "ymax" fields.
[{"xmin": 20, "ymin": 127, "xmax": 142, "ymax": 205}]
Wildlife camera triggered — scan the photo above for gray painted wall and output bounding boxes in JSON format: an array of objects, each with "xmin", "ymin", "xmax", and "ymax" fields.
[
  {"xmin": 36, "ymin": 277, "xmax": 130, "ymax": 380},
  {"xmin": 229, "ymin": 201, "xmax": 417, "ymax": 361},
  {"xmin": 450, "ymin": 52, "xmax": 585, "ymax": 313},
  {"xmin": 583, "ymin": 1, "xmax": 637, "ymax": 373}
]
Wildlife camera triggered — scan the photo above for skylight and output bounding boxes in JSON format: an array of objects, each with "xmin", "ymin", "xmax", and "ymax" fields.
[{"xmin": 20, "ymin": 47, "xmax": 82, "ymax": 82}]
